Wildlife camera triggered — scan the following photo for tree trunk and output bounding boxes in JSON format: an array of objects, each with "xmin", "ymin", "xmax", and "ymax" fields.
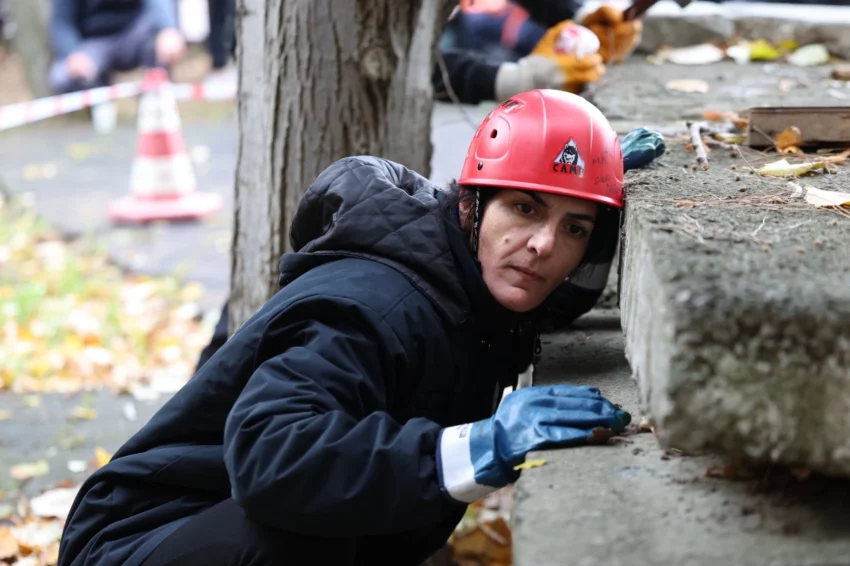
[
  {"xmin": 6, "ymin": 0, "xmax": 52, "ymax": 98},
  {"xmin": 230, "ymin": 0, "xmax": 452, "ymax": 332}
]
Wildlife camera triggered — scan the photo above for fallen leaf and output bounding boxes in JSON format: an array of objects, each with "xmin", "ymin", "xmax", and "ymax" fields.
[
  {"xmin": 513, "ymin": 459, "xmax": 547, "ymax": 471},
  {"xmin": 0, "ymin": 410, "xmax": 11, "ymax": 421},
  {"xmin": 748, "ymin": 39, "xmax": 782, "ymax": 61},
  {"xmin": 638, "ymin": 416, "xmax": 655, "ymax": 433},
  {"xmin": 790, "ymin": 184, "xmax": 850, "ymax": 207},
  {"xmin": 774, "ymin": 126, "xmax": 803, "ymax": 153},
  {"xmin": 0, "ymin": 504, "xmax": 13, "ymax": 520},
  {"xmin": 702, "ymin": 109, "xmax": 726, "ymax": 121},
  {"xmin": 122, "ymin": 401, "xmax": 138, "ymax": 422},
  {"xmin": 831, "ymin": 66, "xmax": 850, "ymax": 81},
  {"xmin": 0, "ymin": 527, "xmax": 18, "ymax": 561},
  {"xmin": 67, "ymin": 460, "xmax": 87, "ymax": 474},
  {"xmin": 30, "ymin": 486, "xmax": 80, "ymax": 519},
  {"xmin": 70, "ymin": 406, "xmax": 97, "ymax": 420},
  {"xmin": 711, "ymin": 132, "xmax": 746, "ymax": 144},
  {"xmin": 665, "ymin": 79, "xmax": 710, "ymax": 94},
  {"xmin": 11, "ymin": 521, "xmax": 64, "ymax": 553},
  {"xmin": 665, "ymin": 43, "xmax": 726, "ymax": 65},
  {"xmin": 778, "ymin": 39, "xmax": 799, "ymax": 52},
  {"xmin": 821, "ymin": 150, "xmax": 850, "ymax": 164},
  {"xmin": 701, "ymin": 109, "xmax": 748, "ymax": 129},
  {"xmin": 94, "ymin": 447, "xmax": 112, "ymax": 469},
  {"xmin": 9, "ymin": 460, "xmax": 50, "ymax": 481},
  {"xmin": 788, "ymin": 44, "xmax": 830, "ymax": 67},
  {"xmin": 22, "ymin": 396, "xmax": 41, "ymax": 408},
  {"xmin": 756, "ymin": 159, "xmax": 826, "ymax": 177}
]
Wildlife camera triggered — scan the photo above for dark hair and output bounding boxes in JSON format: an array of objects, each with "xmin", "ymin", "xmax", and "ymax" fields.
[{"xmin": 443, "ymin": 180, "xmax": 497, "ymax": 234}]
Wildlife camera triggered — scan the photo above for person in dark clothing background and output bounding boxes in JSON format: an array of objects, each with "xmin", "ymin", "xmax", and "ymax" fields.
[
  {"xmin": 57, "ymin": 89, "xmax": 633, "ymax": 565},
  {"xmin": 49, "ymin": 0, "xmax": 186, "ymax": 94},
  {"xmin": 434, "ymin": 0, "xmax": 641, "ymax": 104},
  {"xmin": 206, "ymin": 0, "xmax": 235, "ymax": 75}
]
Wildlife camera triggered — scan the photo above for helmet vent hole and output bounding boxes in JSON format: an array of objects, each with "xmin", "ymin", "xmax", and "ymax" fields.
[
  {"xmin": 490, "ymin": 129, "xmax": 498, "ymax": 138},
  {"xmin": 477, "ymin": 162, "xmax": 484, "ymax": 170}
]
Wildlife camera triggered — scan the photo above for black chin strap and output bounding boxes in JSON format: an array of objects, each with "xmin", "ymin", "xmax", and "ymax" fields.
[{"xmin": 470, "ymin": 187, "xmax": 482, "ymax": 259}]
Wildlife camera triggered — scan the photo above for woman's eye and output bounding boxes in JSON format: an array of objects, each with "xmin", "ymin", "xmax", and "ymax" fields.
[
  {"xmin": 565, "ymin": 224, "xmax": 587, "ymax": 237},
  {"xmin": 516, "ymin": 203, "xmax": 535, "ymax": 215}
]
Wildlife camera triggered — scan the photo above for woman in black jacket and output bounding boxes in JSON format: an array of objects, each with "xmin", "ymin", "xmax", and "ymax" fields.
[{"xmin": 58, "ymin": 89, "xmax": 631, "ymax": 566}]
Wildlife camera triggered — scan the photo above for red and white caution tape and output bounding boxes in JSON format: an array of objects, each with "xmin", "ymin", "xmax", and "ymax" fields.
[{"xmin": 0, "ymin": 79, "xmax": 237, "ymax": 133}]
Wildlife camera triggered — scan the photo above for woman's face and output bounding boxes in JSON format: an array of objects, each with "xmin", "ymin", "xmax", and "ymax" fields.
[{"xmin": 471, "ymin": 189, "xmax": 597, "ymax": 312}]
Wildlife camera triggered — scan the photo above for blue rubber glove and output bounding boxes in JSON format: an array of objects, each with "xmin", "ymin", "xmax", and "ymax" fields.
[
  {"xmin": 437, "ymin": 384, "xmax": 631, "ymax": 503},
  {"xmin": 622, "ymin": 127, "xmax": 665, "ymax": 172}
]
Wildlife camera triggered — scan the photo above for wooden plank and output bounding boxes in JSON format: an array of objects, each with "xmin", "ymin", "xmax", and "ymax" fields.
[{"xmin": 746, "ymin": 106, "xmax": 850, "ymax": 148}]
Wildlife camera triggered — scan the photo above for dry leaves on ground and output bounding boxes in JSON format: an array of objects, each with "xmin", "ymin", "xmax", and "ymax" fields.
[
  {"xmin": 450, "ymin": 487, "xmax": 514, "ymax": 566},
  {"xmin": 0, "ymin": 193, "xmax": 214, "ymax": 396},
  {"xmin": 0, "ymin": 448, "xmax": 112, "ymax": 565}
]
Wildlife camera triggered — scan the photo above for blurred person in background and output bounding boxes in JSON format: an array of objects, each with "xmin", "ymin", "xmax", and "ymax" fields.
[
  {"xmin": 434, "ymin": 0, "xmax": 642, "ymax": 104},
  {"xmin": 49, "ymin": 0, "xmax": 186, "ymax": 95},
  {"xmin": 206, "ymin": 0, "xmax": 235, "ymax": 80}
]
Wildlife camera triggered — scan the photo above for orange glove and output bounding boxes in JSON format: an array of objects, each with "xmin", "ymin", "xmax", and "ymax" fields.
[
  {"xmin": 580, "ymin": 5, "xmax": 642, "ymax": 64},
  {"xmin": 530, "ymin": 22, "xmax": 606, "ymax": 94}
]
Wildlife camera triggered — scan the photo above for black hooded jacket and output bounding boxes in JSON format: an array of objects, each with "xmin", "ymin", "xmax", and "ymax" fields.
[{"xmin": 57, "ymin": 157, "xmax": 530, "ymax": 566}]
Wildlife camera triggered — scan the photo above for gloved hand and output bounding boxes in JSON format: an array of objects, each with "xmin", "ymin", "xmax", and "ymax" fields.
[
  {"xmin": 579, "ymin": 5, "xmax": 642, "ymax": 64},
  {"xmin": 494, "ymin": 52, "xmax": 605, "ymax": 100},
  {"xmin": 437, "ymin": 384, "xmax": 630, "ymax": 503},
  {"xmin": 622, "ymin": 127, "xmax": 666, "ymax": 171},
  {"xmin": 497, "ymin": 20, "xmax": 605, "ymax": 98}
]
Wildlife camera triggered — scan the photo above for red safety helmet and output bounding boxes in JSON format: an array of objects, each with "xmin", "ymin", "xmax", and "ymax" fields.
[{"xmin": 458, "ymin": 89, "xmax": 624, "ymax": 209}]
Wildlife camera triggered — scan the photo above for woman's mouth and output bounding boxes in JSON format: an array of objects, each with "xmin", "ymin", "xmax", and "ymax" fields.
[{"xmin": 510, "ymin": 266, "xmax": 544, "ymax": 282}]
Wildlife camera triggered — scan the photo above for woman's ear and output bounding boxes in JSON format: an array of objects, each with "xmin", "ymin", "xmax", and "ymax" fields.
[
  {"xmin": 458, "ymin": 187, "xmax": 472, "ymax": 231},
  {"xmin": 458, "ymin": 202, "xmax": 471, "ymax": 230}
]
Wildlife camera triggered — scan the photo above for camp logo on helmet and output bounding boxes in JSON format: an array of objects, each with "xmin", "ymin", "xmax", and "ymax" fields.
[{"xmin": 553, "ymin": 139, "xmax": 585, "ymax": 177}]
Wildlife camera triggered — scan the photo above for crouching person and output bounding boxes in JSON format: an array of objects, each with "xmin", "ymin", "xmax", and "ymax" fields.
[{"xmin": 57, "ymin": 89, "xmax": 630, "ymax": 566}]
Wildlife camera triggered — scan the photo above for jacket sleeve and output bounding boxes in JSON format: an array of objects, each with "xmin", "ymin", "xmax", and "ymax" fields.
[
  {"xmin": 223, "ymin": 295, "xmax": 465, "ymax": 537},
  {"xmin": 50, "ymin": 0, "xmax": 81, "ymax": 60},
  {"xmin": 432, "ymin": 49, "xmax": 500, "ymax": 105},
  {"xmin": 511, "ymin": 0, "xmax": 586, "ymax": 27}
]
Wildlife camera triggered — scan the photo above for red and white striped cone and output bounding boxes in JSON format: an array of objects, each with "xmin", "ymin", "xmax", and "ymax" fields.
[{"xmin": 107, "ymin": 68, "xmax": 223, "ymax": 223}]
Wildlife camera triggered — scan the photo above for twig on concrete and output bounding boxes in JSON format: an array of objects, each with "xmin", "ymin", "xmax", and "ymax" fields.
[
  {"xmin": 751, "ymin": 217, "xmax": 767, "ymax": 237},
  {"xmin": 733, "ymin": 144, "xmax": 760, "ymax": 174},
  {"xmin": 686, "ymin": 121, "xmax": 710, "ymax": 171},
  {"xmin": 435, "ymin": 52, "xmax": 479, "ymax": 130}
]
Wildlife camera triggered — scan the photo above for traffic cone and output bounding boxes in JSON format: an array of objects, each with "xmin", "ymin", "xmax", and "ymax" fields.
[{"xmin": 108, "ymin": 68, "xmax": 223, "ymax": 223}]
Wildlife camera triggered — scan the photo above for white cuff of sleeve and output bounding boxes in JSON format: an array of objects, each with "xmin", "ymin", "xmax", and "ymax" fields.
[
  {"xmin": 517, "ymin": 363, "xmax": 534, "ymax": 389},
  {"xmin": 494, "ymin": 56, "xmax": 565, "ymax": 101},
  {"xmin": 438, "ymin": 424, "xmax": 498, "ymax": 504}
]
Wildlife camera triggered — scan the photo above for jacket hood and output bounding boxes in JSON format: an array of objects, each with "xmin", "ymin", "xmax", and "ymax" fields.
[{"xmin": 279, "ymin": 156, "xmax": 480, "ymax": 326}]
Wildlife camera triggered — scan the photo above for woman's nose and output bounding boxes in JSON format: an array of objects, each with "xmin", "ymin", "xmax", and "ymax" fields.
[{"xmin": 527, "ymin": 225, "xmax": 556, "ymax": 257}]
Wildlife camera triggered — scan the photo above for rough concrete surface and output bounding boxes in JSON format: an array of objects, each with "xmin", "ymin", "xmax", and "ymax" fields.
[
  {"xmin": 595, "ymin": 60, "xmax": 850, "ymax": 474},
  {"xmin": 580, "ymin": 1, "xmax": 850, "ymax": 58},
  {"xmin": 591, "ymin": 60, "xmax": 850, "ymax": 127},
  {"xmin": 620, "ymin": 140, "xmax": 850, "ymax": 475},
  {"xmin": 514, "ymin": 312, "xmax": 850, "ymax": 566}
]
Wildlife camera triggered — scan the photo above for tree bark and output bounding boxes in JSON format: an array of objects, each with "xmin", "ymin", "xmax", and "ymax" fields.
[
  {"xmin": 6, "ymin": 0, "xmax": 52, "ymax": 98},
  {"xmin": 230, "ymin": 0, "xmax": 452, "ymax": 332}
]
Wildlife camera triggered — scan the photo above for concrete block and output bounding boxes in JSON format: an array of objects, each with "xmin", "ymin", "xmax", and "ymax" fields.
[
  {"xmin": 618, "ymin": 140, "xmax": 850, "ymax": 475},
  {"xmin": 514, "ymin": 312, "xmax": 850, "ymax": 566}
]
